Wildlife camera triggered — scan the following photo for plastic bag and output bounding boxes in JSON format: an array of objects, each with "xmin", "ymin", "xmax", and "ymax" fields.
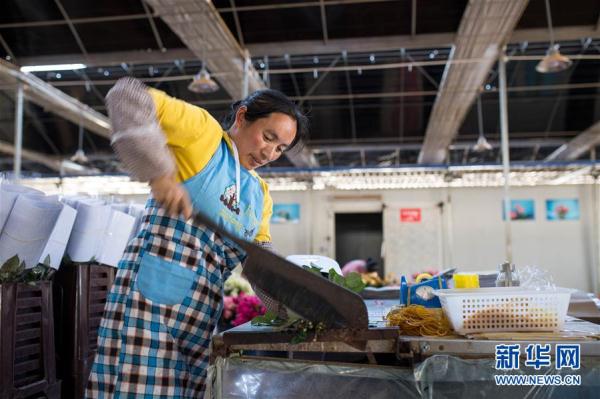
[{"xmin": 518, "ymin": 265, "xmax": 556, "ymax": 290}]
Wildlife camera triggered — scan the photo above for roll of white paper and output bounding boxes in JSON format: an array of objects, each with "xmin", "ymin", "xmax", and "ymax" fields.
[
  {"xmin": 0, "ymin": 183, "xmax": 44, "ymax": 234},
  {"xmin": 0, "ymin": 195, "xmax": 63, "ymax": 268},
  {"xmin": 66, "ymin": 202, "xmax": 111, "ymax": 262}
]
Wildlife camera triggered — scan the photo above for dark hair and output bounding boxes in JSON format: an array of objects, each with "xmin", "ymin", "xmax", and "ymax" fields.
[{"xmin": 222, "ymin": 89, "xmax": 308, "ymax": 151}]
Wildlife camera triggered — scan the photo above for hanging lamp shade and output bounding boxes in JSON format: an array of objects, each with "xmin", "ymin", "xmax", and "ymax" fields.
[
  {"xmin": 472, "ymin": 95, "xmax": 492, "ymax": 152},
  {"xmin": 71, "ymin": 125, "xmax": 88, "ymax": 163},
  {"xmin": 188, "ymin": 67, "xmax": 219, "ymax": 93},
  {"xmin": 70, "ymin": 148, "xmax": 89, "ymax": 163},
  {"xmin": 472, "ymin": 135, "xmax": 493, "ymax": 152},
  {"xmin": 536, "ymin": 45, "xmax": 572, "ymax": 73}
]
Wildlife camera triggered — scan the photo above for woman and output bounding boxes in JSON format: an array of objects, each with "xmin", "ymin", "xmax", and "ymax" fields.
[{"xmin": 86, "ymin": 77, "xmax": 308, "ymax": 398}]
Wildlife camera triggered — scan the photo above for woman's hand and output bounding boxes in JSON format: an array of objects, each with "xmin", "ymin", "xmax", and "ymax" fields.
[{"xmin": 149, "ymin": 174, "xmax": 193, "ymax": 219}]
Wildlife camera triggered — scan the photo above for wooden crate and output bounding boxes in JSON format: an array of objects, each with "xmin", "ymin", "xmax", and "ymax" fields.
[
  {"xmin": 54, "ymin": 262, "xmax": 115, "ymax": 399},
  {"xmin": 0, "ymin": 282, "xmax": 60, "ymax": 399}
]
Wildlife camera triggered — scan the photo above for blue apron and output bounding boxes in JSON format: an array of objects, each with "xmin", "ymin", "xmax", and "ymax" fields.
[{"xmin": 87, "ymin": 136, "xmax": 264, "ymax": 398}]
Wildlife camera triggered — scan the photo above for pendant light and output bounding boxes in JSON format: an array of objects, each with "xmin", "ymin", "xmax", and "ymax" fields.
[
  {"xmin": 70, "ymin": 123, "xmax": 89, "ymax": 163},
  {"xmin": 188, "ymin": 62, "xmax": 219, "ymax": 93},
  {"xmin": 188, "ymin": 21, "xmax": 220, "ymax": 93},
  {"xmin": 472, "ymin": 95, "xmax": 492, "ymax": 152},
  {"xmin": 536, "ymin": 0, "xmax": 572, "ymax": 73}
]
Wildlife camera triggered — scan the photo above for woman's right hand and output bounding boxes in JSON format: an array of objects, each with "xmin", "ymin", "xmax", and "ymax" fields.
[{"xmin": 149, "ymin": 174, "xmax": 193, "ymax": 219}]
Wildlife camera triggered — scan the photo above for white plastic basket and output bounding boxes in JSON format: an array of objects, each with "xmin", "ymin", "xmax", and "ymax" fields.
[{"xmin": 434, "ymin": 287, "xmax": 573, "ymax": 335}]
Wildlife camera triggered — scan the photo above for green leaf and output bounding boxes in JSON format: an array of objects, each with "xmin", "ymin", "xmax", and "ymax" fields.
[
  {"xmin": 344, "ymin": 272, "xmax": 366, "ymax": 293},
  {"xmin": 326, "ymin": 268, "xmax": 365, "ymax": 293},
  {"xmin": 291, "ymin": 330, "xmax": 308, "ymax": 345},
  {"xmin": 42, "ymin": 254, "xmax": 51, "ymax": 267},
  {"xmin": 251, "ymin": 311, "xmax": 279, "ymax": 326},
  {"xmin": 1, "ymin": 255, "xmax": 21, "ymax": 273},
  {"xmin": 62, "ymin": 253, "xmax": 72, "ymax": 264},
  {"xmin": 328, "ymin": 268, "xmax": 345, "ymax": 286},
  {"xmin": 302, "ymin": 264, "xmax": 322, "ymax": 275},
  {"xmin": 0, "ymin": 255, "xmax": 25, "ymax": 283}
]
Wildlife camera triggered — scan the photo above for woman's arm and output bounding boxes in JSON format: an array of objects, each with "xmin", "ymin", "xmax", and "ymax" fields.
[
  {"xmin": 106, "ymin": 77, "xmax": 174, "ymax": 181},
  {"xmin": 106, "ymin": 77, "xmax": 192, "ymax": 218}
]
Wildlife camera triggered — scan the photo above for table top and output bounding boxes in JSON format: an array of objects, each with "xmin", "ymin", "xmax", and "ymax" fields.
[{"xmin": 218, "ymin": 299, "xmax": 600, "ymax": 357}]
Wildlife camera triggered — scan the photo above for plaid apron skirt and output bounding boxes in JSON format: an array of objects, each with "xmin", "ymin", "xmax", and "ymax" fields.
[{"xmin": 86, "ymin": 200, "xmax": 245, "ymax": 398}]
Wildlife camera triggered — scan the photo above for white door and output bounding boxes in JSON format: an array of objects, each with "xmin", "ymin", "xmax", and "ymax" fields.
[{"xmin": 383, "ymin": 202, "xmax": 444, "ymax": 277}]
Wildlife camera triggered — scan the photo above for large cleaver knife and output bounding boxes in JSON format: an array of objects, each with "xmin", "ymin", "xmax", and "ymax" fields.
[{"xmin": 191, "ymin": 211, "xmax": 368, "ymax": 329}]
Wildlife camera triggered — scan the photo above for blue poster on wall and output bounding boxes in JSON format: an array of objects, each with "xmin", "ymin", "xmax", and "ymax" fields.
[
  {"xmin": 546, "ymin": 199, "xmax": 580, "ymax": 221},
  {"xmin": 271, "ymin": 203, "xmax": 300, "ymax": 224},
  {"xmin": 502, "ymin": 199, "xmax": 535, "ymax": 220}
]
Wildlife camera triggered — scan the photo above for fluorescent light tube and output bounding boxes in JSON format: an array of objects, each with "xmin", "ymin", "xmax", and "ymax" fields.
[{"xmin": 20, "ymin": 63, "xmax": 87, "ymax": 72}]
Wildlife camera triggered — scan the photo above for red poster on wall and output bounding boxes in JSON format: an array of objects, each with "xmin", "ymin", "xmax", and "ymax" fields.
[{"xmin": 400, "ymin": 208, "xmax": 421, "ymax": 223}]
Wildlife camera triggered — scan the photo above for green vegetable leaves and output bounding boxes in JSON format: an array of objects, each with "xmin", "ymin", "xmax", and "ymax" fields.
[
  {"xmin": 301, "ymin": 262, "xmax": 322, "ymax": 275},
  {"xmin": 251, "ymin": 311, "xmax": 280, "ymax": 326},
  {"xmin": 0, "ymin": 255, "xmax": 55, "ymax": 284},
  {"xmin": 247, "ymin": 262, "xmax": 366, "ymax": 345},
  {"xmin": 327, "ymin": 269, "xmax": 366, "ymax": 293},
  {"xmin": 0, "ymin": 255, "xmax": 25, "ymax": 283},
  {"xmin": 341, "ymin": 271, "xmax": 367, "ymax": 293},
  {"xmin": 301, "ymin": 263, "xmax": 366, "ymax": 294}
]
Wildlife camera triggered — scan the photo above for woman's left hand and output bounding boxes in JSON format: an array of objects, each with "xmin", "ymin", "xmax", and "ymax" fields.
[{"xmin": 150, "ymin": 174, "xmax": 193, "ymax": 219}]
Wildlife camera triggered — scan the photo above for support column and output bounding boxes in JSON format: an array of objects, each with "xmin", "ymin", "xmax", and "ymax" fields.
[
  {"xmin": 499, "ymin": 52, "xmax": 512, "ymax": 263},
  {"xmin": 13, "ymin": 82, "xmax": 24, "ymax": 181}
]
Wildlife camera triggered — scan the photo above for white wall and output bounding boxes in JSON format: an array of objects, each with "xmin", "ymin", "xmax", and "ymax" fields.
[
  {"xmin": 111, "ymin": 185, "xmax": 598, "ymax": 291},
  {"xmin": 270, "ymin": 185, "xmax": 598, "ymax": 292},
  {"xmin": 269, "ymin": 191, "xmax": 315, "ymax": 256},
  {"xmin": 449, "ymin": 185, "xmax": 593, "ymax": 291}
]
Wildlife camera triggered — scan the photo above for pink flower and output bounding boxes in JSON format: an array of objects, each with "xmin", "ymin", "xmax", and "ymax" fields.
[
  {"xmin": 222, "ymin": 295, "xmax": 238, "ymax": 322},
  {"xmin": 223, "ymin": 296, "xmax": 235, "ymax": 310},
  {"xmin": 232, "ymin": 294, "xmax": 266, "ymax": 326}
]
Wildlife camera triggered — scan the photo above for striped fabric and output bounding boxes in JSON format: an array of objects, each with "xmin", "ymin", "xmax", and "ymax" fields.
[{"xmin": 86, "ymin": 199, "xmax": 246, "ymax": 398}]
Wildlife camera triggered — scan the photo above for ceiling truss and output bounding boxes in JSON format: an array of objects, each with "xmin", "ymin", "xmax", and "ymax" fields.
[{"xmin": 418, "ymin": 0, "xmax": 530, "ymax": 164}]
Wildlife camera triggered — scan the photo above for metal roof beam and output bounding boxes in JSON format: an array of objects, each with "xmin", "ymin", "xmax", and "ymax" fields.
[
  {"xmin": 0, "ymin": 33, "xmax": 17, "ymax": 63},
  {"xmin": 228, "ymin": 0, "xmax": 246, "ymax": 47},
  {"xmin": 16, "ymin": 26, "xmax": 599, "ymax": 67},
  {"xmin": 545, "ymin": 121, "xmax": 600, "ymax": 161},
  {"xmin": 319, "ymin": 0, "xmax": 329, "ymax": 43},
  {"xmin": 311, "ymin": 138, "xmax": 567, "ymax": 153},
  {"xmin": 411, "ymin": 0, "xmax": 417, "ymax": 37},
  {"xmin": 418, "ymin": 0, "xmax": 529, "ymax": 164},
  {"xmin": 0, "ymin": 59, "xmax": 111, "ymax": 138},
  {"xmin": 141, "ymin": 0, "xmax": 166, "ymax": 51},
  {"xmin": 0, "ymin": 139, "xmax": 96, "ymax": 174}
]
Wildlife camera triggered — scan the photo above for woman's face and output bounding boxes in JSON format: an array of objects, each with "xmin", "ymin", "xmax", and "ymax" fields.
[{"xmin": 230, "ymin": 107, "xmax": 297, "ymax": 170}]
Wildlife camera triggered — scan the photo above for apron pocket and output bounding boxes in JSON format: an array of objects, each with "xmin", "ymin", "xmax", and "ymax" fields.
[{"xmin": 136, "ymin": 252, "xmax": 196, "ymax": 305}]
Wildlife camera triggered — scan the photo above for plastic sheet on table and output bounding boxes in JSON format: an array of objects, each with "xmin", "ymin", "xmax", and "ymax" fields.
[
  {"xmin": 206, "ymin": 354, "xmax": 600, "ymax": 398},
  {"xmin": 205, "ymin": 357, "xmax": 420, "ymax": 399},
  {"xmin": 414, "ymin": 355, "xmax": 600, "ymax": 399}
]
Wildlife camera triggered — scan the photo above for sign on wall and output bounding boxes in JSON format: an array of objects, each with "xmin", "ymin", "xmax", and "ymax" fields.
[
  {"xmin": 400, "ymin": 208, "xmax": 422, "ymax": 223},
  {"xmin": 502, "ymin": 199, "xmax": 535, "ymax": 221},
  {"xmin": 271, "ymin": 203, "xmax": 300, "ymax": 224},
  {"xmin": 546, "ymin": 199, "xmax": 580, "ymax": 221}
]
